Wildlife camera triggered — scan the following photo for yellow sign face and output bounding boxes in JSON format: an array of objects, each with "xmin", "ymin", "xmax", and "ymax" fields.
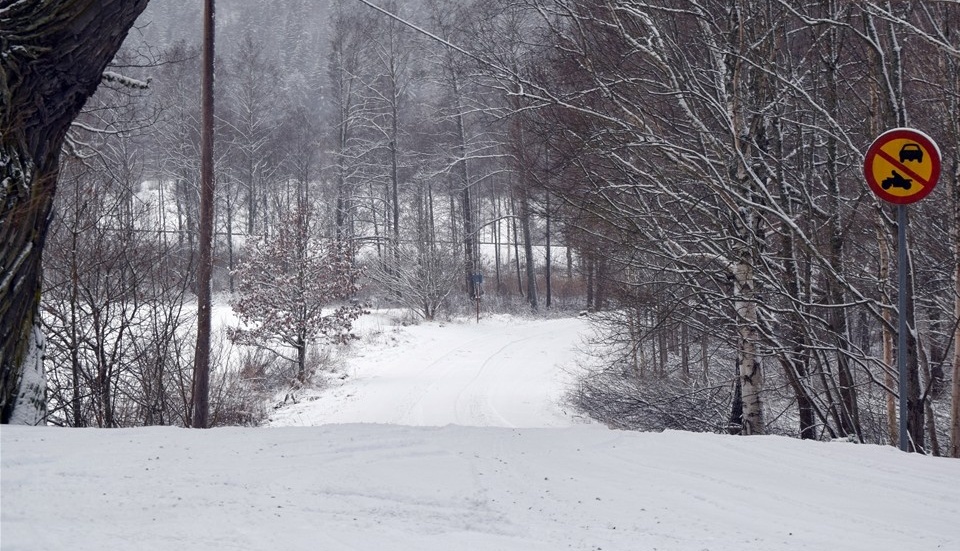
[{"xmin": 864, "ymin": 128, "xmax": 941, "ymax": 205}]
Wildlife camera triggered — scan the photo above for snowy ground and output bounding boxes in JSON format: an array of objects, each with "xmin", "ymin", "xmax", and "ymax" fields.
[
  {"xmin": 267, "ymin": 313, "xmax": 589, "ymax": 428},
  {"xmin": 3, "ymin": 313, "xmax": 960, "ymax": 550}
]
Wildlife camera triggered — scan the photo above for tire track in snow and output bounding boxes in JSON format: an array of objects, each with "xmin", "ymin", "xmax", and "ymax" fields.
[
  {"xmin": 383, "ymin": 334, "xmax": 492, "ymax": 425},
  {"xmin": 270, "ymin": 316, "xmax": 587, "ymax": 427},
  {"xmin": 452, "ymin": 331, "xmax": 552, "ymax": 428}
]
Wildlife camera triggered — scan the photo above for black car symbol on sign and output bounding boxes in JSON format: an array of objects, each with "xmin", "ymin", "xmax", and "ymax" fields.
[
  {"xmin": 881, "ymin": 170, "xmax": 912, "ymax": 190},
  {"xmin": 899, "ymin": 143, "xmax": 923, "ymax": 163}
]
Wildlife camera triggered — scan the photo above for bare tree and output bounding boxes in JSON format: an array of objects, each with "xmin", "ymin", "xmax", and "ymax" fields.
[
  {"xmin": 224, "ymin": 33, "xmax": 280, "ymax": 238},
  {"xmin": 219, "ymin": 32, "xmax": 282, "ymax": 291},
  {"xmin": 42, "ymin": 154, "xmax": 195, "ymax": 428},
  {"xmin": 327, "ymin": 0, "xmax": 371, "ymax": 243},
  {"xmin": 428, "ymin": 0, "xmax": 483, "ymax": 299}
]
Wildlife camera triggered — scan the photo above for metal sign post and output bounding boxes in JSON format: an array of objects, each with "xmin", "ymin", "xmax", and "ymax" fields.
[
  {"xmin": 897, "ymin": 204, "xmax": 908, "ymax": 451},
  {"xmin": 864, "ymin": 127, "xmax": 941, "ymax": 452},
  {"xmin": 472, "ymin": 273, "xmax": 484, "ymax": 324}
]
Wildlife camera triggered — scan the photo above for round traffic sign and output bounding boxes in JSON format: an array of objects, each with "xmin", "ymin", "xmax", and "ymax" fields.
[{"xmin": 863, "ymin": 128, "xmax": 941, "ymax": 204}]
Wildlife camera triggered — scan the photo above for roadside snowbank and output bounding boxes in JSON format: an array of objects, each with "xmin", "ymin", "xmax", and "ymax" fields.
[{"xmin": 4, "ymin": 424, "xmax": 958, "ymax": 551}]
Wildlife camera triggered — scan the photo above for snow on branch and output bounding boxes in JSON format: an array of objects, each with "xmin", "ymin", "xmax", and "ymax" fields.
[{"xmin": 101, "ymin": 70, "xmax": 151, "ymax": 90}]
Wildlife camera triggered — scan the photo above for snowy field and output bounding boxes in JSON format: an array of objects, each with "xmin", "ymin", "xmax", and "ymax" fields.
[{"xmin": 3, "ymin": 313, "xmax": 960, "ymax": 551}]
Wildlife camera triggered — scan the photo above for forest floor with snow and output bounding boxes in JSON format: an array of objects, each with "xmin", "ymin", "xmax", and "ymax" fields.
[{"xmin": 3, "ymin": 311, "xmax": 960, "ymax": 550}]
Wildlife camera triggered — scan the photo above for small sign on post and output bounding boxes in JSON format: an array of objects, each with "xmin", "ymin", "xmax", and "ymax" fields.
[
  {"xmin": 472, "ymin": 273, "xmax": 484, "ymax": 323},
  {"xmin": 864, "ymin": 127, "xmax": 941, "ymax": 452},
  {"xmin": 864, "ymin": 128, "xmax": 941, "ymax": 205}
]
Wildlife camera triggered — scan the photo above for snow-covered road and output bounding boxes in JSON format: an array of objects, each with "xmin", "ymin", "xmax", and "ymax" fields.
[
  {"xmin": 3, "ymin": 313, "xmax": 960, "ymax": 551},
  {"xmin": 269, "ymin": 314, "xmax": 590, "ymax": 428}
]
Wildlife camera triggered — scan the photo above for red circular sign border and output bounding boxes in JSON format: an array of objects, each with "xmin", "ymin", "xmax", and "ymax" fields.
[{"xmin": 863, "ymin": 128, "xmax": 941, "ymax": 205}]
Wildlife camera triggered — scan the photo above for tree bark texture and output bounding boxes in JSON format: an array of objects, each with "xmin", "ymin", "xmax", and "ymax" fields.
[
  {"xmin": 902, "ymin": 214, "xmax": 924, "ymax": 453},
  {"xmin": 952, "ymin": 165, "xmax": 960, "ymax": 456},
  {"xmin": 733, "ymin": 259, "xmax": 764, "ymax": 435},
  {"xmin": 1, "ymin": 0, "xmax": 150, "ymax": 423}
]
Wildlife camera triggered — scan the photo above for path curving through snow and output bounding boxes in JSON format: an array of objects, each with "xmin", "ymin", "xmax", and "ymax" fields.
[{"xmin": 268, "ymin": 314, "xmax": 591, "ymax": 428}]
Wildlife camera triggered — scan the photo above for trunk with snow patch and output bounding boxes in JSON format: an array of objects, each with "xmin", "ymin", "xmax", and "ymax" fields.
[{"xmin": 1, "ymin": 0, "xmax": 150, "ymax": 423}]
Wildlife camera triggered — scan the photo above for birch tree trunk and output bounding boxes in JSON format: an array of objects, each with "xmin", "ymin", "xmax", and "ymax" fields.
[
  {"xmin": 878, "ymin": 226, "xmax": 898, "ymax": 445},
  {"xmin": 733, "ymin": 255, "xmax": 764, "ymax": 435},
  {"xmin": 0, "ymin": 0, "xmax": 150, "ymax": 424}
]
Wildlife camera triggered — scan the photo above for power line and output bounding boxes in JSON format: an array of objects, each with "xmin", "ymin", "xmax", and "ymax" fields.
[{"xmin": 351, "ymin": 0, "xmax": 512, "ymax": 79}]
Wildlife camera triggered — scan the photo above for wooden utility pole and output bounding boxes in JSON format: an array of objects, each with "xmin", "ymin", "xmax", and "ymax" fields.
[{"xmin": 192, "ymin": 0, "xmax": 216, "ymax": 428}]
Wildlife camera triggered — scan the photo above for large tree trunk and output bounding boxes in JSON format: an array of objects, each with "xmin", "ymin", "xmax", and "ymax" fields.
[
  {"xmin": 0, "ymin": 0, "xmax": 150, "ymax": 424},
  {"xmin": 952, "ymin": 164, "xmax": 960, "ymax": 456}
]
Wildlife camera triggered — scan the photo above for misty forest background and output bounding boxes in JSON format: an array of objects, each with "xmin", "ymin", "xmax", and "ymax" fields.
[{"xmin": 44, "ymin": 0, "xmax": 960, "ymax": 456}]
